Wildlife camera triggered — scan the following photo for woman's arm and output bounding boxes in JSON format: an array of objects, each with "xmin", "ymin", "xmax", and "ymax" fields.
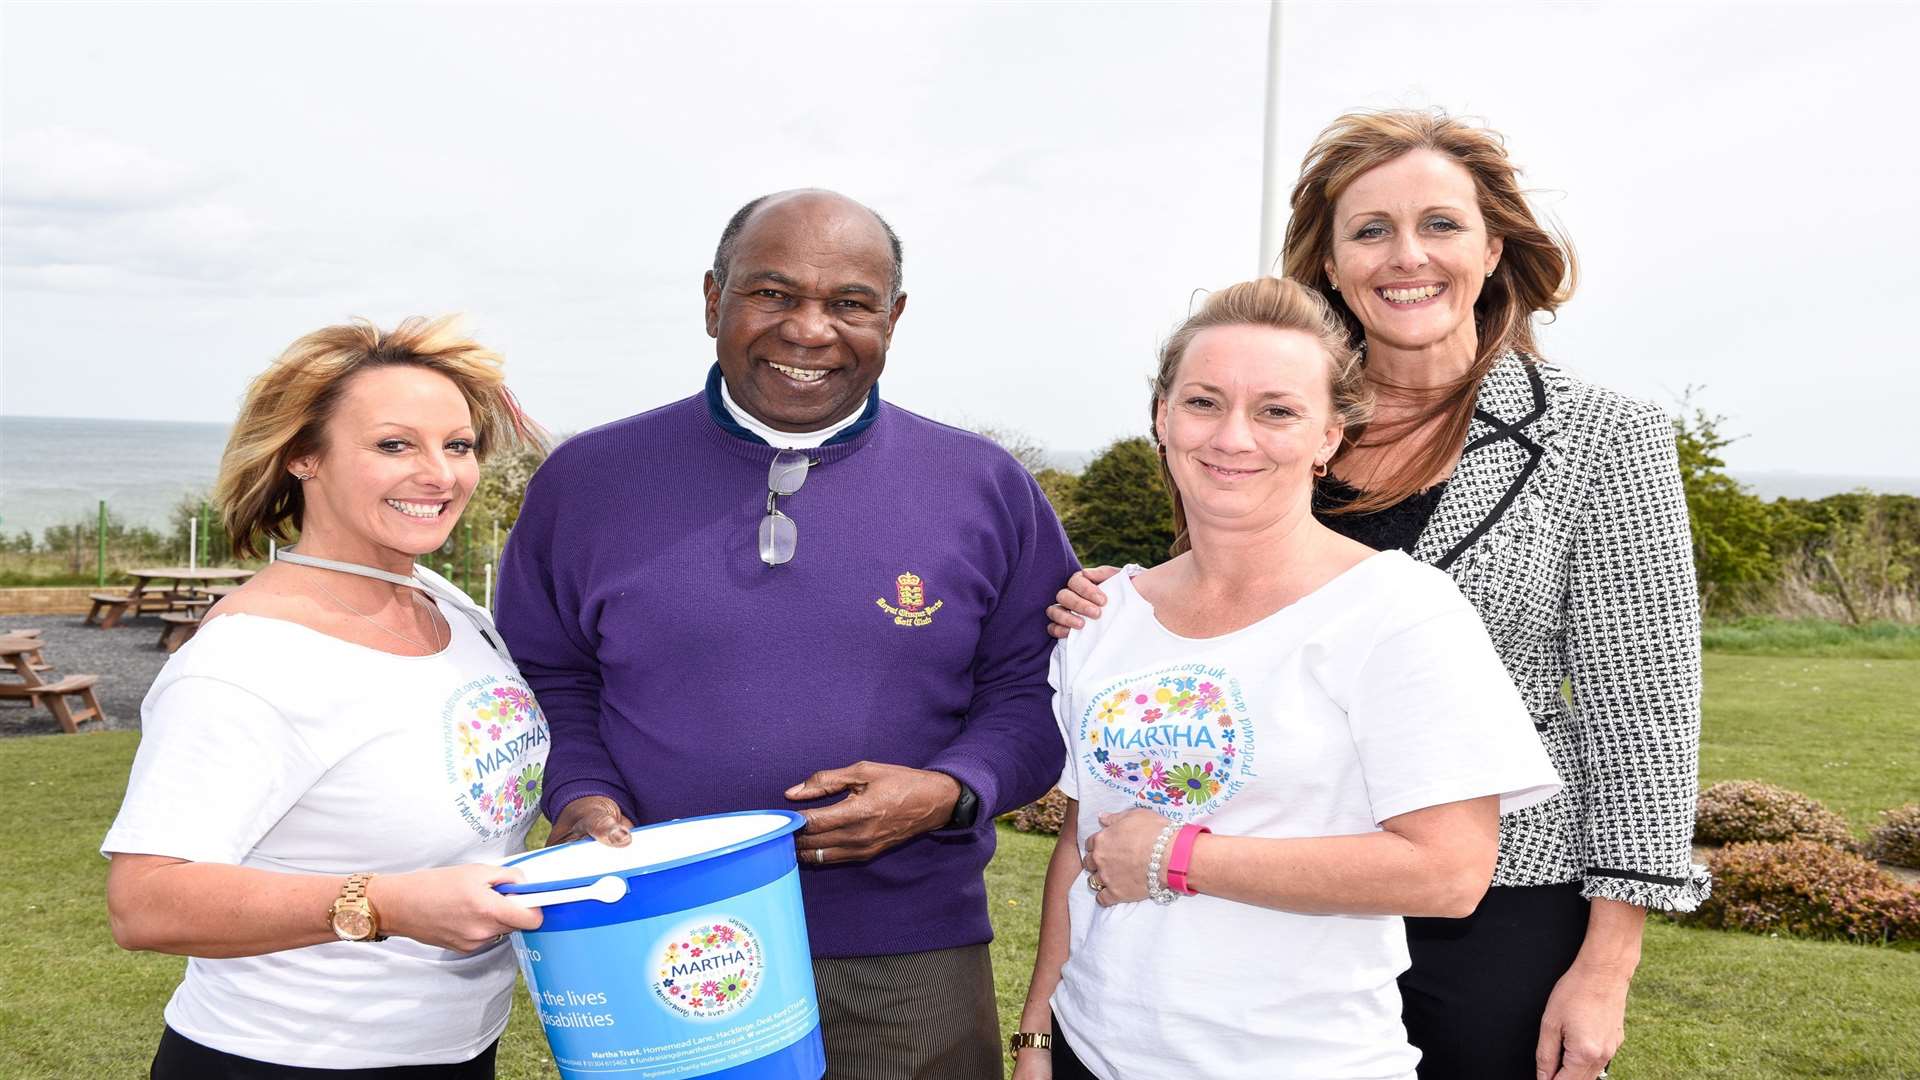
[
  {"xmin": 107, "ymin": 854, "xmax": 541, "ymax": 958},
  {"xmin": 1566, "ymin": 401, "xmax": 1706, "ymax": 909},
  {"xmin": 1012, "ymin": 806, "xmax": 1084, "ymax": 1080},
  {"xmin": 1083, "ymin": 797, "xmax": 1500, "ymax": 918},
  {"xmin": 1535, "ymin": 898, "xmax": 1644, "ymax": 1080}
]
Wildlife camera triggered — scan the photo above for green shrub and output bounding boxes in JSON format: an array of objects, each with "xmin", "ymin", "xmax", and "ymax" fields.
[
  {"xmin": 1695, "ymin": 780, "xmax": 1855, "ymax": 848},
  {"xmin": 1868, "ymin": 804, "xmax": 1920, "ymax": 868},
  {"xmin": 1065, "ymin": 437, "xmax": 1175, "ymax": 569},
  {"xmin": 1683, "ymin": 840, "xmax": 1920, "ymax": 943},
  {"xmin": 1003, "ymin": 788, "xmax": 1068, "ymax": 836}
]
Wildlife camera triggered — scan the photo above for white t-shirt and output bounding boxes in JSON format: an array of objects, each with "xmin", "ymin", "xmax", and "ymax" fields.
[
  {"xmin": 1048, "ymin": 551, "xmax": 1560, "ymax": 1080},
  {"xmin": 101, "ymin": 589, "xmax": 550, "ymax": 1069}
]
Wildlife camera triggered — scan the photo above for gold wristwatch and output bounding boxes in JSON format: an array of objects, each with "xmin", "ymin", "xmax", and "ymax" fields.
[
  {"xmin": 328, "ymin": 872, "xmax": 386, "ymax": 942},
  {"xmin": 1008, "ymin": 1032, "xmax": 1052, "ymax": 1058}
]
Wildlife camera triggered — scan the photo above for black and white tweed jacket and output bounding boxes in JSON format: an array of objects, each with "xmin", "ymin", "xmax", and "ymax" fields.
[{"xmin": 1411, "ymin": 352, "xmax": 1709, "ymax": 911}]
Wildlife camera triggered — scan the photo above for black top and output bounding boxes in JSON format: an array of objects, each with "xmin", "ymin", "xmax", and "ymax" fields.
[{"xmin": 1313, "ymin": 476, "xmax": 1448, "ymax": 554}]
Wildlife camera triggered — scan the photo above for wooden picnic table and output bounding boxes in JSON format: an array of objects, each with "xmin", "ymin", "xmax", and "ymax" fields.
[
  {"xmin": 89, "ymin": 567, "xmax": 255, "ymax": 629},
  {"xmin": 0, "ymin": 633, "xmax": 105, "ymax": 733}
]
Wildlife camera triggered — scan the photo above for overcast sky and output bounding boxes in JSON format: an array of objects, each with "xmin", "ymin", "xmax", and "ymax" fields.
[{"xmin": 4, "ymin": 1, "xmax": 1915, "ymax": 477}]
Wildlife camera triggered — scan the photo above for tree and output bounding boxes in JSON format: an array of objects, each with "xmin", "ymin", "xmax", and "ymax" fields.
[
  {"xmin": 1033, "ymin": 468, "xmax": 1079, "ymax": 519},
  {"xmin": 1672, "ymin": 400, "xmax": 1797, "ymax": 612},
  {"xmin": 971, "ymin": 424, "xmax": 1052, "ymax": 475},
  {"xmin": 1065, "ymin": 437, "xmax": 1176, "ymax": 569},
  {"xmin": 468, "ymin": 443, "xmax": 551, "ymax": 532}
]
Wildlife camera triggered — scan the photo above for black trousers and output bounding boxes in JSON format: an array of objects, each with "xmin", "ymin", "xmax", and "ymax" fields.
[
  {"xmin": 1047, "ymin": 1010, "xmax": 1099, "ymax": 1080},
  {"xmin": 151, "ymin": 1027, "xmax": 498, "ymax": 1079},
  {"xmin": 1400, "ymin": 882, "xmax": 1592, "ymax": 1080}
]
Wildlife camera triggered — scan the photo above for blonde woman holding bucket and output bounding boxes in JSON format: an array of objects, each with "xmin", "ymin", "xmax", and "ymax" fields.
[{"xmin": 104, "ymin": 317, "xmax": 550, "ymax": 1078}]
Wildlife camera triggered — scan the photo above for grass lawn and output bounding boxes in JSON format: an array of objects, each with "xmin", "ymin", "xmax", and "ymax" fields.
[
  {"xmin": 1701, "ymin": 618, "xmax": 1920, "ymax": 660},
  {"xmin": 4, "ymin": 644, "xmax": 1916, "ymax": 1079},
  {"xmin": 1699, "ymin": 654, "xmax": 1919, "ymax": 837}
]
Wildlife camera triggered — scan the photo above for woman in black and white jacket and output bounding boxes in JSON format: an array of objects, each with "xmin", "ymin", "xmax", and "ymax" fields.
[{"xmin": 1047, "ymin": 109, "xmax": 1705, "ymax": 1080}]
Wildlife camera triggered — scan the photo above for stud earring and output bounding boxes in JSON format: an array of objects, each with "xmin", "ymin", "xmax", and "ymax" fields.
[
  {"xmin": 1485, "ymin": 268, "xmax": 1495, "ymax": 278},
  {"xmin": 295, "ymin": 471, "xmax": 315, "ymax": 481},
  {"xmin": 1328, "ymin": 279, "xmax": 1339, "ymax": 292}
]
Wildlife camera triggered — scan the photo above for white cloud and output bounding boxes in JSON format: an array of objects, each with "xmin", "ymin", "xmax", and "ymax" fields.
[{"xmin": 3, "ymin": 126, "xmax": 212, "ymax": 211}]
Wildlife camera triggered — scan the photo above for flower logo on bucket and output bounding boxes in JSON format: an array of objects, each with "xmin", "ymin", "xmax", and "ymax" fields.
[{"xmin": 652, "ymin": 916, "xmax": 763, "ymax": 1020}]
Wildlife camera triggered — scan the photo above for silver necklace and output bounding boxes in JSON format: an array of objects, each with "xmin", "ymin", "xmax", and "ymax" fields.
[{"xmin": 307, "ymin": 573, "xmax": 445, "ymax": 653}]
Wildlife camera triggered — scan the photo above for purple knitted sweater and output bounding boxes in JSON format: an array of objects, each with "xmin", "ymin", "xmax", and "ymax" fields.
[{"xmin": 495, "ymin": 391, "xmax": 1075, "ymax": 957}]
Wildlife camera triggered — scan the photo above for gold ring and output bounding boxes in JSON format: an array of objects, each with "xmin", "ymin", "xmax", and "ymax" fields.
[
  {"xmin": 1087, "ymin": 875, "xmax": 1105, "ymax": 893},
  {"xmin": 813, "ymin": 848, "xmax": 826, "ymax": 865}
]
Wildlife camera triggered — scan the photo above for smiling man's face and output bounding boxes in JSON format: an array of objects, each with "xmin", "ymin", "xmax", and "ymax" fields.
[{"xmin": 703, "ymin": 192, "xmax": 907, "ymax": 432}]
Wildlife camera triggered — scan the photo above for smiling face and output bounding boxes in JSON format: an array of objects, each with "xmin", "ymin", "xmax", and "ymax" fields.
[
  {"xmin": 1325, "ymin": 149, "xmax": 1503, "ymax": 357},
  {"xmin": 290, "ymin": 364, "xmax": 477, "ymax": 562},
  {"xmin": 703, "ymin": 192, "xmax": 906, "ymax": 433},
  {"xmin": 1155, "ymin": 324, "xmax": 1344, "ymax": 534}
]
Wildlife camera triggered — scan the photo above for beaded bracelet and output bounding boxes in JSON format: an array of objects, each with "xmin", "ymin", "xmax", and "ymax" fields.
[{"xmin": 1146, "ymin": 821, "xmax": 1182, "ymax": 906}]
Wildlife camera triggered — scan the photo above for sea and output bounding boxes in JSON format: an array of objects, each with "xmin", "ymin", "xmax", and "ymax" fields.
[
  {"xmin": 1, "ymin": 415, "xmax": 1916, "ymax": 541},
  {"xmin": 1, "ymin": 416, "xmax": 231, "ymax": 539}
]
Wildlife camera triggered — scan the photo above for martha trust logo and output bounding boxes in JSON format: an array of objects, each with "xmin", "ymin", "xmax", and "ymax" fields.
[
  {"xmin": 1077, "ymin": 662, "xmax": 1256, "ymax": 821},
  {"xmin": 441, "ymin": 674, "xmax": 549, "ymax": 840},
  {"xmin": 653, "ymin": 916, "xmax": 764, "ymax": 1020}
]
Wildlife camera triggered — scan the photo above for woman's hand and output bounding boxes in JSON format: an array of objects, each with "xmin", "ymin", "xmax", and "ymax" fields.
[
  {"xmin": 374, "ymin": 863, "xmax": 544, "ymax": 952},
  {"xmin": 1082, "ymin": 808, "xmax": 1169, "ymax": 906},
  {"xmin": 1011, "ymin": 1048, "xmax": 1053, "ymax": 1080},
  {"xmin": 1046, "ymin": 566, "xmax": 1120, "ymax": 639},
  {"xmin": 1534, "ymin": 960, "xmax": 1631, "ymax": 1080}
]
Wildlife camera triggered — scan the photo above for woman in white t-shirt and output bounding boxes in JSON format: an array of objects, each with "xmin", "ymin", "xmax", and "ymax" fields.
[
  {"xmin": 104, "ymin": 317, "xmax": 556, "ymax": 1078},
  {"xmin": 1011, "ymin": 278, "xmax": 1560, "ymax": 1080}
]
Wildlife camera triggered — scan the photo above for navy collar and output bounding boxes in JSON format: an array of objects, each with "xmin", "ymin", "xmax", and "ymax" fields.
[{"xmin": 703, "ymin": 363, "xmax": 880, "ymax": 448}]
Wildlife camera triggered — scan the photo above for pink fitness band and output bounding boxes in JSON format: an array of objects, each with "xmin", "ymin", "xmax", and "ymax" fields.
[{"xmin": 1165, "ymin": 824, "xmax": 1210, "ymax": 896}]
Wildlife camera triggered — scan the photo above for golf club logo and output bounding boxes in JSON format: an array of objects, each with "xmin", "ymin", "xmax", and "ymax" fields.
[{"xmin": 876, "ymin": 570, "xmax": 943, "ymax": 627}]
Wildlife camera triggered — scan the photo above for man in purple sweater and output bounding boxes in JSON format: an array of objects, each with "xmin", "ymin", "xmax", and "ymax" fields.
[{"xmin": 495, "ymin": 190, "xmax": 1075, "ymax": 1080}]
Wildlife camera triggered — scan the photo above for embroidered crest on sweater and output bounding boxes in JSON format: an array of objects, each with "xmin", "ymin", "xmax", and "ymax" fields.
[{"xmin": 876, "ymin": 571, "xmax": 943, "ymax": 627}]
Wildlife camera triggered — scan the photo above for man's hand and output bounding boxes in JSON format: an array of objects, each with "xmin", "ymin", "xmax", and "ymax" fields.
[
  {"xmin": 785, "ymin": 762, "xmax": 962, "ymax": 864},
  {"xmin": 545, "ymin": 795, "xmax": 635, "ymax": 848},
  {"xmin": 1046, "ymin": 565, "xmax": 1120, "ymax": 639}
]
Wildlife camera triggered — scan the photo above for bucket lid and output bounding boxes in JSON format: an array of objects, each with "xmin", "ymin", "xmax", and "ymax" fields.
[{"xmin": 497, "ymin": 809, "xmax": 806, "ymax": 895}]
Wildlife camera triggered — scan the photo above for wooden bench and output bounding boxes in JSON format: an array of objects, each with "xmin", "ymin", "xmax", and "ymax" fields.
[
  {"xmin": 86, "ymin": 593, "xmax": 132, "ymax": 628},
  {"xmin": 0, "ymin": 674, "xmax": 104, "ymax": 734},
  {"xmin": 1, "ymin": 629, "xmax": 47, "ymax": 671},
  {"xmin": 0, "ymin": 632, "xmax": 108, "ymax": 733},
  {"xmin": 159, "ymin": 611, "xmax": 203, "ymax": 653},
  {"xmin": 86, "ymin": 591, "xmax": 175, "ymax": 628}
]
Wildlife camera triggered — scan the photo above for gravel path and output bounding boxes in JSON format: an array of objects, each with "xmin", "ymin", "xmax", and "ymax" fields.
[{"xmin": 1, "ymin": 612, "xmax": 169, "ymax": 737}]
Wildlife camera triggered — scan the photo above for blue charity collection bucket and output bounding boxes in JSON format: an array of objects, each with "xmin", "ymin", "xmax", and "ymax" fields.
[{"xmin": 496, "ymin": 810, "xmax": 824, "ymax": 1080}]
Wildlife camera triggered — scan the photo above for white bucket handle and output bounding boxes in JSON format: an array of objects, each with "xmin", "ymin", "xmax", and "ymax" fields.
[{"xmin": 503, "ymin": 874, "xmax": 629, "ymax": 910}]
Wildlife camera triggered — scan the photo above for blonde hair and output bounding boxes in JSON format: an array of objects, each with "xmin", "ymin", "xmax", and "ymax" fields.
[
  {"xmin": 1281, "ymin": 108, "xmax": 1576, "ymax": 513},
  {"xmin": 1150, "ymin": 276, "xmax": 1373, "ymax": 558},
  {"xmin": 215, "ymin": 315, "xmax": 546, "ymax": 557}
]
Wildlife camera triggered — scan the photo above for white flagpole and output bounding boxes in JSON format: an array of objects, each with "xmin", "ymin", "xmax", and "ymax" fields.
[
  {"xmin": 188, "ymin": 518, "xmax": 198, "ymax": 571},
  {"xmin": 1257, "ymin": 0, "xmax": 1287, "ymax": 277}
]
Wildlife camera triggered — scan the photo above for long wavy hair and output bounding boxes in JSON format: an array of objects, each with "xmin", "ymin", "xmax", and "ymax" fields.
[{"xmin": 1281, "ymin": 108, "xmax": 1577, "ymax": 513}]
